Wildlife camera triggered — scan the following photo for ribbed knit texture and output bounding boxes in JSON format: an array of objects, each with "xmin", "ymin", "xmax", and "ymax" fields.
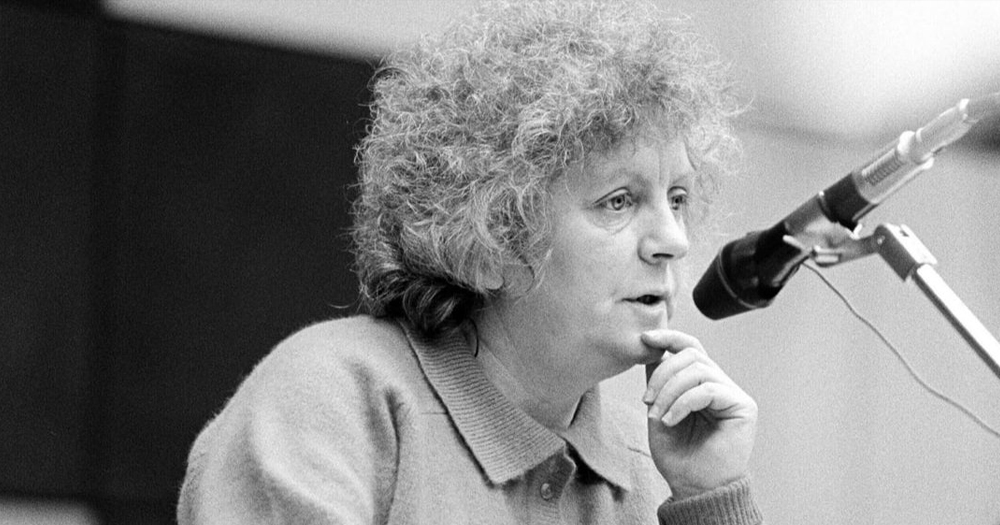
[
  {"xmin": 402, "ymin": 322, "xmax": 566, "ymax": 484},
  {"xmin": 658, "ymin": 478, "xmax": 762, "ymax": 525},
  {"xmin": 177, "ymin": 315, "xmax": 763, "ymax": 524}
]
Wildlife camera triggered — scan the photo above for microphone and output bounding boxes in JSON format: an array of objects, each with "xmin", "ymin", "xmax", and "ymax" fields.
[{"xmin": 693, "ymin": 92, "xmax": 1000, "ymax": 320}]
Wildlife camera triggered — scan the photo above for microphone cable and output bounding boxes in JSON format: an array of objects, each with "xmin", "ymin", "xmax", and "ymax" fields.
[{"xmin": 801, "ymin": 261, "xmax": 1000, "ymax": 441}]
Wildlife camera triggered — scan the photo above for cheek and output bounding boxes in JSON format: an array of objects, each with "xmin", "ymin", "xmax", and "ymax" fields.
[
  {"xmin": 542, "ymin": 208, "xmax": 639, "ymax": 294},
  {"xmin": 546, "ymin": 235, "xmax": 633, "ymax": 292}
]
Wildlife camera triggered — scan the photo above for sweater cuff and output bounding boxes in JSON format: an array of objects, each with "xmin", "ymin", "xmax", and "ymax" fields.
[{"xmin": 657, "ymin": 477, "xmax": 762, "ymax": 525}]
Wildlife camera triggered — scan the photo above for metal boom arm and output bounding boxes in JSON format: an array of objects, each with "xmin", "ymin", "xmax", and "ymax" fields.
[{"xmin": 873, "ymin": 223, "xmax": 1000, "ymax": 381}]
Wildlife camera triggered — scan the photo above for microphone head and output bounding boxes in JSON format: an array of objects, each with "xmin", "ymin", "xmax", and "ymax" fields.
[
  {"xmin": 692, "ymin": 247, "xmax": 774, "ymax": 320},
  {"xmin": 692, "ymin": 227, "xmax": 799, "ymax": 320}
]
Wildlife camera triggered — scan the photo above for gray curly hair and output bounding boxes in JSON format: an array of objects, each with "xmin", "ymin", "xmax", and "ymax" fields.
[{"xmin": 352, "ymin": 0, "xmax": 743, "ymax": 338}]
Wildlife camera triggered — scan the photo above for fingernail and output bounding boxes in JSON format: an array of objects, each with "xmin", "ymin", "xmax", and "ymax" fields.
[
  {"xmin": 661, "ymin": 410, "xmax": 676, "ymax": 426},
  {"xmin": 642, "ymin": 389, "xmax": 654, "ymax": 404}
]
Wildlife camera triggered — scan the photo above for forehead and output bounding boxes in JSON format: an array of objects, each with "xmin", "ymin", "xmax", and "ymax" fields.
[{"xmin": 567, "ymin": 132, "xmax": 693, "ymax": 190}]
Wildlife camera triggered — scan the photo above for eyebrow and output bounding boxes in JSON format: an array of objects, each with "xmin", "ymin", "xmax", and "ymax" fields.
[{"xmin": 590, "ymin": 166, "xmax": 696, "ymax": 191}]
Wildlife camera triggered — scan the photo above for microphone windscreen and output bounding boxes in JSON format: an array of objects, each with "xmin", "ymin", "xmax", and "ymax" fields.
[{"xmin": 693, "ymin": 247, "xmax": 771, "ymax": 320}]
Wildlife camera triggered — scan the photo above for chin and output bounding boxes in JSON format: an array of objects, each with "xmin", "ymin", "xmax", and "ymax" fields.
[{"xmin": 608, "ymin": 332, "xmax": 665, "ymax": 368}]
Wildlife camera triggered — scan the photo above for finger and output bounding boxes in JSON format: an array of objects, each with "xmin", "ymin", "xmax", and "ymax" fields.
[
  {"xmin": 641, "ymin": 330, "xmax": 706, "ymax": 383},
  {"xmin": 643, "ymin": 347, "xmax": 720, "ymax": 404},
  {"xmin": 646, "ymin": 360, "xmax": 727, "ymax": 420},
  {"xmin": 640, "ymin": 329, "xmax": 705, "ymax": 357},
  {"xmin": 659, "ymin": 382, "xmax": 746, "ymax": 427}
]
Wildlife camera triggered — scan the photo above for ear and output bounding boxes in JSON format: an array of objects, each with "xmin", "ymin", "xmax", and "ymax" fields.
[
  {"xmin": 500, "ymin": 261, "xmax": 535, "ymax": 295},
  {"xmin": 478, "ymin": 268, "xmax": 504, "ymax": 291}
]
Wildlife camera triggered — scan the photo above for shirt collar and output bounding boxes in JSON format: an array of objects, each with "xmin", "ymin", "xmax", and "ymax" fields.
[
  {"xmin": 401, "ymin": 320, "xmax": 633, "ymax": 491},
  {"xmin": 559, "ymin": 388, "xmax": 634, "ymax": 491}
]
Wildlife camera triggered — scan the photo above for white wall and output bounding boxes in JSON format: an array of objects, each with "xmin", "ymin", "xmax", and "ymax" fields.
[{"xmin": 609, "ymin": 123, "xmax": 1000, "ymax": 524}]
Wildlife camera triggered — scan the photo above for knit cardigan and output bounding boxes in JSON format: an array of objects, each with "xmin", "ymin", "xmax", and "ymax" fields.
[{"xmin": 177, "ymin": 316, "xmax": 762, "ymax": 524}]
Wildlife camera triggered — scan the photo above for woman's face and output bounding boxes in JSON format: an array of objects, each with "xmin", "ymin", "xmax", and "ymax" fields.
[{"xmin": 490, "ymin": 132, "xmax": 694, "ymax": 379}]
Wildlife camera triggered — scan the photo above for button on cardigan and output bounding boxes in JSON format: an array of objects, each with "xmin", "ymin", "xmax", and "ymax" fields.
[{"xmin": 178, "ymin": 316, "xmax": 762, "ymax": 524}]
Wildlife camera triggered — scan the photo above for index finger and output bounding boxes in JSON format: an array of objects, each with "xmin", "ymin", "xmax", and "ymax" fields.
[{"xmin": 641, "ymin": 329, "xmax": 706, "ymax": 382}]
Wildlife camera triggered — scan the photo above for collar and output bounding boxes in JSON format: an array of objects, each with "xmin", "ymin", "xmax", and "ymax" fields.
[
  {"xmin": 401, "ymin": 320, "xmax": 633, "ymax": 491},
  {"xmin": 558, "ymin": 389, "xmax": 634, "ymax": 491}
]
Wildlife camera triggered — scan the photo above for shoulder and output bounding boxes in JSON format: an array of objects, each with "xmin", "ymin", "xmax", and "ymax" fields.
[
  {"xmin": 224, "ymin": 315, "xmax": 434, "ymax": 424},
  {"xmin": 253, "ymin": 316, "xmax": 417, "ymax": 390},
  {"xmin": 272, "ymin": 315, "xmax": 410, "ymax": 365},
  {"xmin": 180, "ymin": 316, "xmax": 421, "ymax": 523},
  {"xmin": 191, "ymin": 316, "xmax": 435, "ymax": 454}
]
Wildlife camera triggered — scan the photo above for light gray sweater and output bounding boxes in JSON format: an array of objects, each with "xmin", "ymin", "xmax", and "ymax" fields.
[{"xmin": 178, "ymin": 316, "xmax": 762, "ymax": 524}]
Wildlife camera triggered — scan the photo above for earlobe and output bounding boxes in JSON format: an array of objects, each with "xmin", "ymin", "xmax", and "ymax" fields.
[
  {"xmin": 500, "ymin": 261, "xmax": 536, "ymax": 296},
  {"xmin": 479, "ymin": 268, "xmax": 503, "ymax": 291}
]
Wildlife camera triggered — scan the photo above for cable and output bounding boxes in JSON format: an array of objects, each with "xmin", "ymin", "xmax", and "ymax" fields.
[{"xmin": 802, "ymin": 261, "xmax": 1000, "ymax": 441}]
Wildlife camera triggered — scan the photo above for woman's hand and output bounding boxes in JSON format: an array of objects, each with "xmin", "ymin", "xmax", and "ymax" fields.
[{"xmin": 641, "ymin": 329, "xmax": 758, "ymax": 500}]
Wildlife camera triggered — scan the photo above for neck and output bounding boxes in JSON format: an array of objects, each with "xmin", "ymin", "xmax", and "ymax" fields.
[{"xmin": 472, "ymin": 310, "xmax": 590, "ymax": 432}]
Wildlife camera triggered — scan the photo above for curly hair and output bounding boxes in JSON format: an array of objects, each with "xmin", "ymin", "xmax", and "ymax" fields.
[{"xmin": 352, "ymin": 0, "xmax": 743, "ymax": 338}]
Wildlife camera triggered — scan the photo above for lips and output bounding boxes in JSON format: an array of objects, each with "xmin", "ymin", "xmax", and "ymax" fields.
[{"xmin": 625, "ymin": 291, "xmax": 675, "ymax": 319}]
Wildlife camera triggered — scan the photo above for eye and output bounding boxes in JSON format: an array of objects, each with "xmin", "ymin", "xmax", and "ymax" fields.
[
  {"xmin": 600, "ymin": 191, "xmax": 634, "ymax": 212},
  {"xmin": 668, "ymin": 187, "xmax": 689, "ymax": 211}
]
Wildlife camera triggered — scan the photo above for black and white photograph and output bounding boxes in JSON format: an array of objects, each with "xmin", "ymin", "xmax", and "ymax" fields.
[{"xmin": 2, "ymin": 1, "xmax": 999, "ymax": 524}]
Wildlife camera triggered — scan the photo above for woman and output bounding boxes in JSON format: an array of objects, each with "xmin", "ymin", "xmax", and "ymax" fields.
[{"xmin": 178, "ymin": 0, "xmax": 761, "ymax": 523}]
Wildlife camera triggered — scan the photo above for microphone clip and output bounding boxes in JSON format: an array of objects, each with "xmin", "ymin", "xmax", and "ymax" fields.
[
  {"xmin": 783, "ymin": 227, "xmax": 880, "ymax": 268},
  {"xmin": 786, "ymin": 221, "xmax": 940, "ymax": 273},
  {"xmin": 813, "ymin": 222, "xmax": 1000, "ymax": 381}
]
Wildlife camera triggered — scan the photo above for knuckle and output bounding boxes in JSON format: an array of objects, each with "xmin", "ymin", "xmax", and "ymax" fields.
[{"xmin": 680, "ymin": 345, "xmax": 703, "ymax": 357}]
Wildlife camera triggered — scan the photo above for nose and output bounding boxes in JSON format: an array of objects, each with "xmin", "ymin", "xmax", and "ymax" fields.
[{"xmin": 638, "ymin": 204, "xmax": 689, "ymax": 264}]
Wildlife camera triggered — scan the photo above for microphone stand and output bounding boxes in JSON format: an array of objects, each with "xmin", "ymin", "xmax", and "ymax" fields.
[
  {"xmin": 808, "ymin": 223, "xmax": 1000, "ymax": 382},
  {"xmin": 873, "ymin": 223, "xmax": 1000, "ymax": 380}
]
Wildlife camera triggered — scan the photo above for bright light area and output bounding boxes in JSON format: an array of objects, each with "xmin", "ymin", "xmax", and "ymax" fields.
[
  {"xmin": 103, "ymin": 0, "xmax": 480, "ymax": 58},
  {"xmin": 766, "ymin": 1, "xmax": 1000, "ymax": 137},
  {"xmin": 103, "ymin": 0, "xmax": 1000, "ymax": 140}
]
